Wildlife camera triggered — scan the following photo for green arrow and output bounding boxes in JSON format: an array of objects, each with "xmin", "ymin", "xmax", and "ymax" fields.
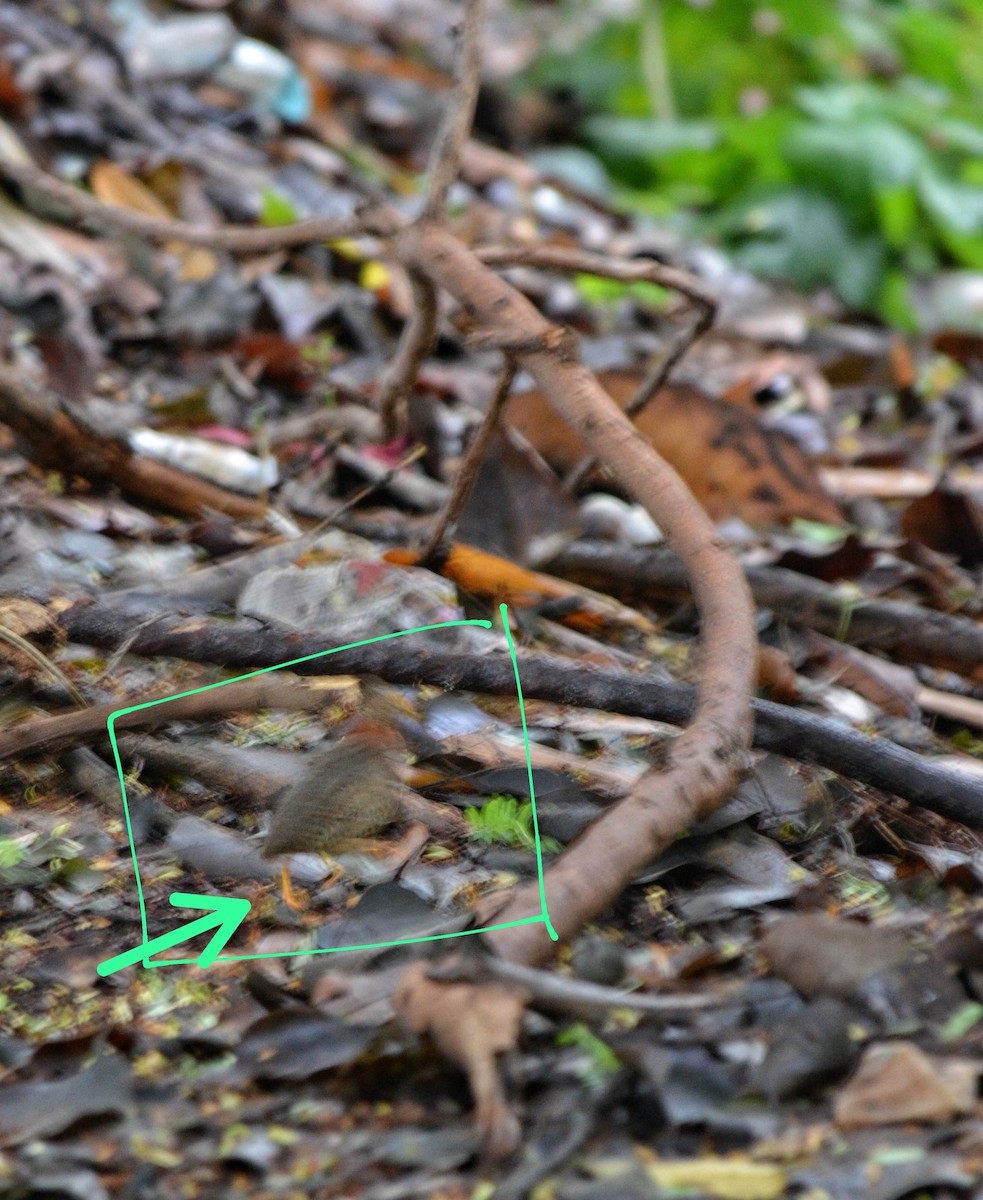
[{"xmin": 97, "ymin": 893, "xmax": 251, "ymax": 976}]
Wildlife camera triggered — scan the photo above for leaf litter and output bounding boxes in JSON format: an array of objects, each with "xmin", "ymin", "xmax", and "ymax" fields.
[{"xmin": 1, "ymin": 0, "xmax": 983, "ymax": 1196}]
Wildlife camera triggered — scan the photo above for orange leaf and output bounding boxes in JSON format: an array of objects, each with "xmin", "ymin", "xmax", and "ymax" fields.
[
  {"xmin": 88, "ymin": 161, "xmax": 218, "ymax": 282},
  {"xmin": 385, "ymin": 543, "xmax": 654, "ymax": 637},
  {"xmin": 89, "ymin": 161, "xmax": 172, "ymax": 218}
]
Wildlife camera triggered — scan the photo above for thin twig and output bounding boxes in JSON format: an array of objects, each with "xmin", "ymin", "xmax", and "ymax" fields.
[
  {"xmin": 95, "ymin": 615, "xmax": 166, "ymax": 686},
  {"xmin": 476, "ymin": 243, "xmax": 717, "ymax": 489},
  {"xmin": 427, "ymin": 953, "xmax": 716, "ymax": 1016},
  {"xmin": 0, "ymin": 675, "xmax": 336, "ymax": 764},
  {"xmin": 419, "ymin": 359, "xmax": 517, "ymax": 563},
  {"xmin": 376, "ymin": 270, "xmax": 439, "ymax": 437},
  {"xmin": 422, "ymin": 0, "xmax": 488, "ymax": 220},
  {"xmin": 0, "ymin": 623, "xmax": 87, "ymax": 708},
  {"xmin": 475, "ymin": 244, "xmax": 716, "ymax": 323},
  {"xmin": 0, "ymin": 156, "xmax": 378, "ymax": 250},
  {"xmin": 376, "ymin": 0, "xmax": 488, "ymax": 434},
  {"xmin": 564, "ymin": 312, "xmax": 711, "ymax": 493},
  {"xmin": 307, "ymin": 443, "xmax": 428, "ymax": 535}
]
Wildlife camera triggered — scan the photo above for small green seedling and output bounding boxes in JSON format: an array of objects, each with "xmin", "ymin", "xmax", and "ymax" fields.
[
  {"xmin": 555, "ymin": 1023, "xmax": 621, "ymax": 1088},
  {"xmin": 465, "ymin": 794, "xmax": 559, "ymax": 853}
]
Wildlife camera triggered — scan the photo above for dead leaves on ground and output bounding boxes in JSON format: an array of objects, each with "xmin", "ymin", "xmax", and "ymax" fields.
[{"xmin": 505, "ymin": 368, "xmax": 844, "ymax": 528}]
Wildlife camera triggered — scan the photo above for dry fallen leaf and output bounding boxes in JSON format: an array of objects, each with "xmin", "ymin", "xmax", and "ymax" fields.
[
  {"xmin": 642, "ymin": 1153, "xmax": 787, "ymax": 1200},
  {"xmin": 385, "ymin": 542, "xmax": 656, "ymax": 637},
  {"xmin": 395, "ymin": 962, "xmax": 529, "ymax": 1161},
  {"xmin": 89, "ymin": 160, "xmax": 218, "ymax": 281},
  {"xmin": 506, "ymin": 369, "xmax": 843, "ymax": 527},
  {"xmin": 834, "ymin": 1041, "xmax": 979, "ymax": 1128},
  {"xmin": 761, "ymin": 914, "xmax": 910, "ymax": 1000}
]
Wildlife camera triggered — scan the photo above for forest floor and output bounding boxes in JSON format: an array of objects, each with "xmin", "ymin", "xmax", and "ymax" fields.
[{"xmin": 2, "ymin": 3, "xmax": 983, "ymax": 1198}]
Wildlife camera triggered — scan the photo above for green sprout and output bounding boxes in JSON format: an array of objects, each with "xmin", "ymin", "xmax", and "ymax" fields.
[
  {"xmin": 555, "ymin": 1023, "xmax": 621, "ymax": 1088},
  {"xmin": 465, "ymin": 795, "xmax": 560, "ymax": 854},
  {"xmin": 258, "ymin": 188, "xmax": 299, "ymax": 227},
  {"xmin": 0, "ymin": 838, "xmax": 25, "ymax": 869}
]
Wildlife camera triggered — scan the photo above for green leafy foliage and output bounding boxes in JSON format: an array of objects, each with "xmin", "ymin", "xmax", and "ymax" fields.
[
  {"xmin": 939, "ymin": 1001, "xmax": 983, "ymax": 1043},
  {"xmin": 464, "ymin": 794, "xmax": 560, "ymax": 853},
  {"xmin": 574, "ymin": 274, "xmax": 671, "ymax": 308},
  {"xmin": 950, "ymin": 728, "xmax": 983, "ymax": 756},
  {"xmin": 0, "ymin": 838, "xmax": 24, "ymax": 870},
  {"xmin": 258, "ymin": 187, "xmax": 299, "ymax": 227},
  {"xmin": 788, "ymin": 518, "xmax": 853, "ymax": 546},
  {"xmin": 555, "ymin": 1023, "xmax": 621, "ymax": 1087},
  {"xmin": 527, "ymin": 0, "xmax": 983, "ymax": 326}
]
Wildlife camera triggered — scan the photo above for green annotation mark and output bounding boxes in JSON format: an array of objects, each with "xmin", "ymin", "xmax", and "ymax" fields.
[
  {"xmin": 96, "ymin": 894, "xmax": 250, "ymax": 975},
  {"xmin": 96, "ymin": 604, "xmax": 558, "ymax": 975}
]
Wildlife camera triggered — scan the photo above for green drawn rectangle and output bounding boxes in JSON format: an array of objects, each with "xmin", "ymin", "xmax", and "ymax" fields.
[{"xmin": 105, "ymin": 602, "xmax": 557, "ymax": 970}]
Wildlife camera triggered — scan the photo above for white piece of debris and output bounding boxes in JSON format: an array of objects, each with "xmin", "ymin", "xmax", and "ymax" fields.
[{"xmin": 129, "ymin": 429, "xmax": 279, "ymax": 495}]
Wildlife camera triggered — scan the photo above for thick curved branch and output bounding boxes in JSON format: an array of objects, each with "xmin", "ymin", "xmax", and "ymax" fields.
[{"xmin": 337, "ymin": 218, "xmax": 760, "ymax": 963}]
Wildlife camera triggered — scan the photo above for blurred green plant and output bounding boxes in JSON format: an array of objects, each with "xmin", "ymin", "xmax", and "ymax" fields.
[
  {"xmin": 574, "ymin": 274, "xmax": 671, "ymax": 309},
  {"xmin": 258, "ymin": 187, "xmax": 299, "ymax": 227},
  {"xmin": 555, "ymin": 1022, "xmax": 621, "ymax": 1087},
  {"xmin": 526, "ymin": 0, "xmax": 983, "ymax": 326},
  {"xmin": 0, "ymin": 838, "xmax": 24, "ymax": 870},
  {"xmin": 465, "ymin": 794, "xmax": 560, "ymax": 853}
]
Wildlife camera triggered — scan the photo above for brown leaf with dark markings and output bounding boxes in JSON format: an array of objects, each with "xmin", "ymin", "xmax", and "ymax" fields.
[{"xmin": 505, "ymin": 369, "xmax": 843, "ymax": 527}]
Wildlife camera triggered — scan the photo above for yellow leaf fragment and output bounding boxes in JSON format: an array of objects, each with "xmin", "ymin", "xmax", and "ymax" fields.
[{"xmin": 645, "ymin": 1156, "xmax": 788, "ymax": 1200}]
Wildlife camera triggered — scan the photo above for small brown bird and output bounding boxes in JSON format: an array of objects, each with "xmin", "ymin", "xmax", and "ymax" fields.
[
  {"xmin": 262, "ymin": 707, "xmax": 407, "ymax": 907},
  {"xmin": 264, "ymin": 732, "xmax": 402, "ymax": 857}
]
